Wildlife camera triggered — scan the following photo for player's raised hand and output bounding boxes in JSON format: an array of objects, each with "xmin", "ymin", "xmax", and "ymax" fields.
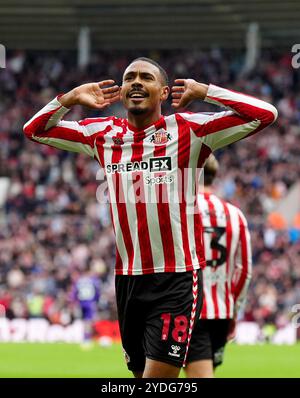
[
  {"xmin": 59, "ymin": 80, "xmax": 121, "ymax": 109},
  {"xmin": 171, "ymin": 79, "xmax": 208, "ymax": 109}
]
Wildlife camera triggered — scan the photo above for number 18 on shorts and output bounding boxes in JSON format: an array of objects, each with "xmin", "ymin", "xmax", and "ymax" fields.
[{"xmin": 115, "ymin": 269, "xmax": 203, "ymax": 371}]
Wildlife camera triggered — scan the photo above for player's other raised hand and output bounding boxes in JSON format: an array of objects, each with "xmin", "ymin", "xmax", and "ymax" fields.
[
  {"xmin": 59, "ymin": 80, "xmax": 121, "ymax": 109},
  {"xmin": 171, "ymin": 79, "xmax": 208, "ymax": 109}
]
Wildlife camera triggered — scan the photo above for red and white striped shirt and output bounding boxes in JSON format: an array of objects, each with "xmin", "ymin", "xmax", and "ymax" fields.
[
  {"xmin": 198, "ymin": 192, "xmax": 252, "ymax": 319},
  {"xmin": 23, "ymin": 84, "xmax": 277, "ymax": 276}
]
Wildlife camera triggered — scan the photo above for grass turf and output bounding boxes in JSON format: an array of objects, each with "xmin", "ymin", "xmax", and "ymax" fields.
[{"xmin": 0, "ymin": 343, "xmax": 299, "ymax": 378}]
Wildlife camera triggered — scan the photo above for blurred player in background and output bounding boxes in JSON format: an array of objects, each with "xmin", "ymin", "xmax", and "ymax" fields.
[
  {"xmin": 72, "ymin": 267, "xmax": 101, "ymax": 347},
  {"xmin": 23, "ymin": 57, "xmax": 276, "ymax": 378},
  {"xmin": 185, "ymin": 154, "xmax": 252, "ymax": 377}
]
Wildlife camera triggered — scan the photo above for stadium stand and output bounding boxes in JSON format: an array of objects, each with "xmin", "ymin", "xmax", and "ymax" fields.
[{"xmin": 0, "ymin": 49, "xmax": 299, "ymax": 340}]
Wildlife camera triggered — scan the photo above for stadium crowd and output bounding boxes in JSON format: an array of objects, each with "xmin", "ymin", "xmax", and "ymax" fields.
[{"xmin": 0, "ymin": 49, "xmax": 299, "ymax": 335}]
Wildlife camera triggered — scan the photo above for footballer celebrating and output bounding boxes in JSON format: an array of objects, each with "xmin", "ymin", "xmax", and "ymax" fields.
[{"xmin": 24, "ymin": 57, "xmax": 277, "ymax": 378}]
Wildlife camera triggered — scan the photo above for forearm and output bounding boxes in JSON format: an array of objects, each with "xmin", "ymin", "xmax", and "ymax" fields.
[
  {"xmin": 189, "ymin": 84, "xmax": 279, "ymax": 150},
  {"xmin": 204, "ymin": 84, "xmax": 278, "ymax": 126},
  {"xmin": 191, "ymin": 82, "xmax": 209, "ymax": 100},
  {"xmin": 233, "ymin": 214, "xmax": 252, "ymax": 315},
  {"xmin": 234, "ymin": 275, "xmax": 251, "ymax": 315},
  {"xmin": 23, "ymin": 97, "xmax": 95, "ymax": 157},
  {"xmin": 23, "ymin": 97, "xmax": 70, "ymax": 137}
]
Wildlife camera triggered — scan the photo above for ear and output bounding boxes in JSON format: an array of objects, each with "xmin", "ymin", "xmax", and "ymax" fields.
[
  {"xmin": 161, "ymin": 86, "xmax": 170, "ymax": 101},
  {"xmin": 120, "ymin": 85, "xmax": 125, "ymax": 101}
]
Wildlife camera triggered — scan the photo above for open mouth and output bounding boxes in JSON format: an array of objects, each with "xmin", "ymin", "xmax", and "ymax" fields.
[{"xmin": 128, "ymin": 91, "xmax": 149, "ymax": 99}]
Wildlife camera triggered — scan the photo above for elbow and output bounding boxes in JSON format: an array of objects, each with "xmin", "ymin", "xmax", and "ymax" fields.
[
  {"xmin": 23, "ymin": 123, "xmax": 31, "ymax": 139},
  {"xmin": 269, "ymin": 105, "xmax": 278, "ymax": 123},
  {"xmin": 262, "ymin": 105, "xmax": 278, "ymax": 126},
  {"xmin": 23, "ymin": 120, "xmax": 35, "ymax": 140}
]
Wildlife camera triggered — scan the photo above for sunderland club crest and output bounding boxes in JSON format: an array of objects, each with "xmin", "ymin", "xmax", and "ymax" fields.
[
  {"xmin": 149, "ymin": 129, "xmax": 172, "ymax": 145},
  {"xmin": 112, "ymin": 136, "xmax": 124, "ymax": 145}
]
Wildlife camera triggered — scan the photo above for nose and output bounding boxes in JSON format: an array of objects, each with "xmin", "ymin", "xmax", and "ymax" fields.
[
  {"xmin": 131, "ymin": 81, "xmax": 143, "ymax": 89},
  {"xmin": 131, "ymin": 75, "xmax": 143, "ymax": 86}
]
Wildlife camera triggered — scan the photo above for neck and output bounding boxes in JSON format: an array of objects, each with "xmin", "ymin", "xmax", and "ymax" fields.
[
  {"xmin": 127, "ymin": 109, "xmax": 162, "ymax": 130},
  {"xmin": 200, "ymin": 185, "xmax": 213, "ymax": 194}
]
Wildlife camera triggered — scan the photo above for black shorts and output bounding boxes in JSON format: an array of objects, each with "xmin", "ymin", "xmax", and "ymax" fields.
[
  {"xmin": 115, "ymin": 269, "xmax": 203, "ymax": 372},
  {"xmin": 187, "ymin": 319, "xmax": 231, "ymax": 368}
]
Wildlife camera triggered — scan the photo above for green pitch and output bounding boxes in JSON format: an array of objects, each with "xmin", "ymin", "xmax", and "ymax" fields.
[{"xmin": 0, "ymin": 343, "xmax": 299, "ymax": 378}]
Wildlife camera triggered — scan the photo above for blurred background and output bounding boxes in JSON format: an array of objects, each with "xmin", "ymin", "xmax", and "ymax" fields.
[{"xmin": 0, "ymin": 0, "xmax": 300, "ymax": 377}]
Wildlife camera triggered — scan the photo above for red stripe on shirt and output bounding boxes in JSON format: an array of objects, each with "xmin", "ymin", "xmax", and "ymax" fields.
[
  {"xmin": 37, "ymin": 125, "xmax": 98, "ymax": 144},
  {"xmin": 153, "ymin": 120, "xmax": 176, "ymax": 273},
  {"xmin": 111, "ymin": 134, "xmax": 135, "ymax": 275},
  {"xmin": 94, "ymin": 127, "xmax": 124, "ymax": 273},
  {"xmin": 25, "ymin": 112, "xmax": 98, "ymax": 148},
  {"xmin": 194, "ymin": 143, "xmax": 211, "ymax": 267},
  {"xmin": 204, "ymin": 193, "xmax": 219, "ymax": 319},
  {"xmin": 211, "ymin": 285, "xmax": 219, "ymax": 319},
  {"xmin": 79, "ymin": 116, "xmax": 113, "ymax": 126},
  {"xmin": 115, "ymin": 246, "xmax": 123, "ymax": 273},
  {"xmin": 107, "ymin": 193, "xmax": 122, "ymax": 274},
  {"xmin": 221, "ymin": 199, "xmax": 233, "ymax": 319},
  {"xmin": 189, "ymin": 114, "xmax": 250, "ymax": 138},
  {"xmin": 131, "ymin": 131, "xmax": 154, "ymax": 274},
  {"xmin": 23, "ymin": 106, "xmax": 62, "ymax": 137},
  {"xmin": 201, "ymin": 293, "xmax": 207, "ymax": 319},
  {"xmin": 206, "ymin": 96, "xmax": 276, "ymax": 126},
  {"xmin": 94, "ymin": 125, "xmax": 114, "ymax": 168},
  {"xmin": 176, "ymin": 114, "xmax": 193, "ymax": 270},
  {"xmin": 234, "ymin": 213, "xmax": 249, "ymax": 300}
]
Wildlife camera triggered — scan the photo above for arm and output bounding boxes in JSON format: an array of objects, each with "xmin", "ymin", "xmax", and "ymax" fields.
[
  {"xmin": 226, "ymin": 211, "xmax": 252, "ymax": 342},
  {"xmin": 232, "ymin": 210, "xmax": 252, "ymax": 317},
  {"xmin": 171, "ymin": 79, "xmax": 278, "ymax": 151},
  {"xmin": 23, "ymin": 80, "xmax": 120, "ymax": 156}
]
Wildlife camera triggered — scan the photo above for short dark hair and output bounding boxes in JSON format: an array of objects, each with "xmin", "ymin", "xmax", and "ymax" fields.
[
  {"xmin": 130, "ymin": 57, "xmax": 169, "ymax": 86},
  {"xmin": 204, "ymin": 154, "xmax": 219, "ymax": 186}
]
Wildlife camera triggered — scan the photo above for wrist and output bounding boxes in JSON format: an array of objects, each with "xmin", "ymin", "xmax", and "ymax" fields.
[
  {"xmin": 193, "ymin": 82, "xmax": 209, "ymax": 100},
  {"xmin": 58, "ymin": 89, "xmax": 78, "ymax": 108}
]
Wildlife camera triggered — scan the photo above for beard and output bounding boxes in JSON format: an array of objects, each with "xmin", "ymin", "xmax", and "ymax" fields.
[{"xmin": 128, "ymin": 106, "xmax": 148, "ymax": 115}]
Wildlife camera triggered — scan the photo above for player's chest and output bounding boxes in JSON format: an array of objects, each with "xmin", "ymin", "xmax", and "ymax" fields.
[
  {"xmin": 102, "ymin": 127, "xmax": 179, "ymax": 160},
  {"xmin": 95, "ymin": 121, "xmax": 197, "ymax": 172}
]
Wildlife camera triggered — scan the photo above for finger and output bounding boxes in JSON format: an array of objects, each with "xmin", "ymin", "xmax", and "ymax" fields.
[
  {"xmin": 86, "ymin": 102, "xmax": 109, "ymax": 110},
  {"xmin": 172, "ymin": 98, "xmax": 188, "ymax": 109},
  {"xmin": 171, "ymin": 93, "xmax": 182, "ymax": 99},
  {"xmin": 174, "ymin": 79, "xmax": 186, "ymax": 85},
  {"xmin": 102, "ymin": 85, "xmax": 120, "ymax": 94},
  {"xmin": 98, "ymin": 80, "xmax": 115, "ymax": 88},
  {"xmin": 171, "ymin": 86, "xmax": 185, "ymax": 92},
  {"xmin": 108, "ymin": 94, "xmax": 121, "ymax": 104},
  {"xmin": 104, "ymin": 90, "xmax": 121, "ymax": 100},
  {"xmin": 94, "ymin": 101, "xmax": 110, "ymax": 109}
]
